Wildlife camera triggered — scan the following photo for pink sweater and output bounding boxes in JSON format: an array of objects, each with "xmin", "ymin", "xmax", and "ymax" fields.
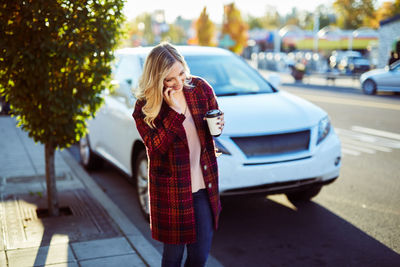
[{"xmin": 183, "ymin": 109, "xmax": 206, "ymax": 193}]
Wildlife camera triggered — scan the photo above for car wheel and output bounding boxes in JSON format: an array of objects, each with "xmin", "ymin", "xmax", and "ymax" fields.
[
  {"xmin": 134, "ymin": 149, "xmax": 150, "ymax": 220},
  {"xmin": 362, "ymin": 79, "xmax": 377, "ymax": 95},
  {"xmin": 286, "ymin": 185, "xmax": 322, "ymax": 204},
  {"xmin": 79, "ymin": 135, "xmax": 103, "ymax": 170}
]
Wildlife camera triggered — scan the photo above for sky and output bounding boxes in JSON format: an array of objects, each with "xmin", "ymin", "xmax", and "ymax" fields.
[
  {"xmin": 124, "ymin": 0, "xmax": 391, "ymax": 23},
  {"xmin": 123, "ymin": 0, "xmax": 336, "ymax": 23}
]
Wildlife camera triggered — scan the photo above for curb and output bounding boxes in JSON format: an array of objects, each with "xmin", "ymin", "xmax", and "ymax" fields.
[{"xmin": 60, "ymin": 150, "xmax": 162, "ymax": 267}]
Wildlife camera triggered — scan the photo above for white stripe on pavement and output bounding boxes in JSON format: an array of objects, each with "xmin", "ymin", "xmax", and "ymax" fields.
[
  {"xmin": 351, "ymin": 126, "xmax": 400, "ymax": 141},
  {"xmin": 341, "ymin": 143, "xmax": 375, "ymax": 154},
  {"xmin": 340, "ymin": 137, "xmax": 392, "ymax": 152},
  {"xmin": 341, "ymin": 148, "xmax": 361, "ymax": 156},
  {"xmin": 336, "ymin": 128, "xmax": 400, "ymax": 148}
]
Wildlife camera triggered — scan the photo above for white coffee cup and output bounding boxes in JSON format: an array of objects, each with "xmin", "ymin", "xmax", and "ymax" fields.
[{"xmin": 205, "ymin": 109, "xmax": 222, "ymax": 137}]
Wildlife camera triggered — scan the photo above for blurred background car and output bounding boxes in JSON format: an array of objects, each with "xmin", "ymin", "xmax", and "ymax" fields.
[
  {"xmin": 360, "ymin": 60, "xmax": 400, "ymax": 95},
  {"xmin": 80, "ymin": 46, "xmax": 342, "ymax": 218},
  {"xmin": 338, "ymin": 55, "xmax": 371, "ymax": 75}
]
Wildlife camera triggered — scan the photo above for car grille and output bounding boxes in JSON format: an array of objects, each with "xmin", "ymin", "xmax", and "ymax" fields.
[{"xmin": 231, "ymin": 130, "xmax": 310, "ymax": 158}]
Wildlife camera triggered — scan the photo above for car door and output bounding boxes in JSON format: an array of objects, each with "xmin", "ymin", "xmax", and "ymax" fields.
[
  {"xmin": 101, "ymin": 54, "xmax": 143, "ymax": 175},
  {"xmin": 377, "ymin": 64, "xmax": 400, "ymax": 90}
]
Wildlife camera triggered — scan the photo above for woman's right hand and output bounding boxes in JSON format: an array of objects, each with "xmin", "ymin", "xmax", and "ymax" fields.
[{"xmin": 163, "ymin": 87, "xmax": 183, "ymax": 113}]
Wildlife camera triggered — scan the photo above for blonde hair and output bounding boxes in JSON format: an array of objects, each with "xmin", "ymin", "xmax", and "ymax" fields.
[{"xmin": 135, "ymin": 42, "xmax": 192, "ymax": 128}]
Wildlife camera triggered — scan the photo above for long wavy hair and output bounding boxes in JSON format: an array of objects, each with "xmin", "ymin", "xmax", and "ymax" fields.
[{"xmin": 135, "ymin": 42, "xmax": 192, "ymax": 128}]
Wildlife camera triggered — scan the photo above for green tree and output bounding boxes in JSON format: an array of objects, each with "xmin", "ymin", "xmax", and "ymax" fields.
[
  {"xmin": 163, "ymin": 23, "xmax": 186, "ymax": 45},
  {"xmin": 316, "ymin": 5, "xmax": 335, "ymax": 29},
  {"xmin": 333, "ymin": 0, "xmax": 376, "ymax": 29},
  {"xmin": 259, "ymin": 6, "xmax": 282, "ymax": 29},
  {"xmin": 0, "ymin": 0, "xmax": 124, "ymax": 216},
  {"xmin": 222, "ymin": 3, "xmax": 249, "ymax": 54},
  {"xmin": 196, "ymin": 7, "xmax": 216, "ymax": 46},
  {"xmin": 393, "ymin": 0, "xmax": 400, "ymax": 16},
  {"xmin": 246, "ymin": 15, "xmax": 263, "ymax": 30},
  {"xmin": 370, "ymin": 1, "xmax": 396, "ymax": 28},
  {"xmin": 301, "ymin": 6, "xmax": 334, "ymax": 31},
  {"xmin": 285, "ymin": 7, "xmax": 301, "ymax": 26}
]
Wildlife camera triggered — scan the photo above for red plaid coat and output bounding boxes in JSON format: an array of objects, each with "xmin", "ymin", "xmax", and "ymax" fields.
[{"xmin": 132, "ymin": 76, "xmax": 221, "ymax": 244}]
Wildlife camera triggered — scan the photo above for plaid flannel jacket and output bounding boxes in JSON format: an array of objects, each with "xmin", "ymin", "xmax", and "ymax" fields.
[{"xmin": 132, "ymin": 76, "xmax": 221, "ymax": 244}]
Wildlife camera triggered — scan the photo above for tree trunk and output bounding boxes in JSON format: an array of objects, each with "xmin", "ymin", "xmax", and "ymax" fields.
[{"xmin": 45, "ymin": 142, "xmax": 59, "ymax": 216}]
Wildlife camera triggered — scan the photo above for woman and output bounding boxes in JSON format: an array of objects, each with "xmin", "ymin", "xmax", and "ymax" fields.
[{"xmin": 132, "ymin": 42, "xmax": 224, "ymax": 267}]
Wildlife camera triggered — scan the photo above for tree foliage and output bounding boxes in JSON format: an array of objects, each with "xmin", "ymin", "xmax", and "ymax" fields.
[
  {"xmin": 195, "ymin": 7, "xmax": 216, "ymax": 46},
  {"xmin": 0, "ymin": 0, "xmax": 124, "ymax": 216},
  {"xmin": 333, "ymin": 0, "xmax": 375, "ymax": 29},
  {"xmin": 0, "ymin": 0, "xmax": 124, "ymax": 148},
  {"xmin": 393, "ymin": 0, "xmax": 400, "ymax": 17},
  {"xmin": 369, "ymin": 1, "xmax": 397, "ymax": 28},
  {"xmin": 163, "ymin": 23, "xmax": 186, "ymax": 45},
  {"xmin": 222, "ymin": 3, "xmax": 248, "ymax": 54}
]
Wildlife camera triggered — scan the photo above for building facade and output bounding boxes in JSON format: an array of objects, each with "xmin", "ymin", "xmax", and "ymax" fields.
[{"xmin": 378, "ymin": 14, "xmax": 400, "ymax": 68}]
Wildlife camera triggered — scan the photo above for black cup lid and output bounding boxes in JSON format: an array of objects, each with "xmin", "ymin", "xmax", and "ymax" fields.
[{"xmin": 206, "ymin": 109, "xmax": 222, "ymax": 118}]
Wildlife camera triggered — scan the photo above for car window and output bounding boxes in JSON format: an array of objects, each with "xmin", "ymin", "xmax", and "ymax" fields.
[
  {"xmin": 114, "ymin": 55, "xmax": 141, "ymax": 88},
  {"xmin": 184, "ymin": 55, "xmax": 274, "ymax": 96}
]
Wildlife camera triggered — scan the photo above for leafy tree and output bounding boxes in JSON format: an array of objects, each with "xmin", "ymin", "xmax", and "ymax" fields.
[
  {"xmin": 301, "ymin": 5, "xmax": 335, "ymax": 31},
  {"xmin": 333, "ymin": 0, "xmax": 376, "ymax": 29},
  {"xmin": 259, "ymin": 6, "xmax": 282, "ymax": 29},
  {"xmin": 246, "ymin": 15, "xmax": 263, "ymax": 30},
  {"xmin": 316, "ymin": 5, "xmax": 335, "ymax": 29},
  {"xmin": 369, "ymin": 1, "xmax": 396, "ymax": 28},
  {"xmin": 393, "ymin": 0, "xmax": 400, "ymax": 16},
  {"xmin": 222, "ymin": 3, "xmax": 249, "ymax": 54},
  {"xmin": 163, "ymin": 23, "xmax": 187, "ymax": 45},
  {"xmin": 285, "ymin": 7, "xmax": 301, "ymax": 27},
  {"xmin": 195, "ymin": 7, "xmax": 216, "ymax": 46},
  {"xmin": 0, "ymin": 0, "xmax": 124, "ymax": 216}
]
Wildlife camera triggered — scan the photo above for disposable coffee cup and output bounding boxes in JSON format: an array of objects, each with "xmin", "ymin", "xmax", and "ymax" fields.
[{"xmin": 205, "ymin": 109, "xmax": 222, "ymax": 137}]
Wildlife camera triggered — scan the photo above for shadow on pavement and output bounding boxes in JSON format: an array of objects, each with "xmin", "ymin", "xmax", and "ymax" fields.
[{"xmin": 214, "ymin": 195, "xmax": 400, "ymax": 267}]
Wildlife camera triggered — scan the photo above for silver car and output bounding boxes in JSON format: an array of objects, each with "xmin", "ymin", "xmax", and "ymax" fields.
[{"xmin": 360, "ymin": 60, "xmax": 400, "ymax": 95}]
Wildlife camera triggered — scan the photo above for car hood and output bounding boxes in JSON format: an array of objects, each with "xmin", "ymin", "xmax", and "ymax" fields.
[
  {"xmin": 217, "ymin": 91, "xmax": 326, "ymax": 136},
  {"xmin": 360, "ymin": 68, "xmax": 387, "ymax": 81}
]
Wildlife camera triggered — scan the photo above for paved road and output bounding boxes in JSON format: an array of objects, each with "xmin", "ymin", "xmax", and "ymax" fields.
[{"xmin": 69, "ymin": 78, "xmax": 400, "ymax": 266}]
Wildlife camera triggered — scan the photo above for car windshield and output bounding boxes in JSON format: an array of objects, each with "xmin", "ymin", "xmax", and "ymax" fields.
[
  {"xmin": 184, "ymin": 55, "xmax": 274, "ymax": 96},
  {"xmin": 389, "ymin": 60, "xmax": 400, "ymax": 70}
]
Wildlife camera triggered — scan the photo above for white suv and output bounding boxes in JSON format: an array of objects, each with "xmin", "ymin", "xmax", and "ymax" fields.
[{"xmin": 80, "ymin": 46, "xmax": 342, "ymax": 218}]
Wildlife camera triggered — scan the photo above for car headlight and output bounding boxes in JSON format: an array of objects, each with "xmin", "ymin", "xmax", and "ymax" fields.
[
  {"xmin": 317, "ymin": 116, "xmax": 331, "ymax": 145},
  {"xmin": 214, "ymin": 138, "xmax": 231, "ymax": 155}
]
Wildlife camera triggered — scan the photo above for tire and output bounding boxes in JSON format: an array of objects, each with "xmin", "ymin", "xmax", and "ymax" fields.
[
  {"xmin": 133, "ymin": 149, "xmax": 150, "ymax": 220},
  {"xmin": 79, "ymin": 135, "xmax": 103, "ymax": 170},
  {"xmin": 362, "ymin": 79, "xmax": 377, "ymax": 95},
  {"xmin": 286, "ymin": 185, "xmax": 322, "ymax": 204}
]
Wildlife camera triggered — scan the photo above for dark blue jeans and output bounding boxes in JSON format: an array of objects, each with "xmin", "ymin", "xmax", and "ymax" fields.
[{"xmin": 162, "ymin": 189, "xmax": 214, "ymax": 267}]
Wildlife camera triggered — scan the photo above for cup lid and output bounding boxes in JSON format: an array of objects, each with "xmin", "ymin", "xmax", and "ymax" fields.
[{"xmin": 206, "ymin": 109, "xmax": 222, "ymax": 118}]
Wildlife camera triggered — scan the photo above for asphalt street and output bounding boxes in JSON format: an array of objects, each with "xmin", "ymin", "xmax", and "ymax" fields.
[{"xmin": 69, "ymin": 79, "xmax": 400, "ymax": 266}]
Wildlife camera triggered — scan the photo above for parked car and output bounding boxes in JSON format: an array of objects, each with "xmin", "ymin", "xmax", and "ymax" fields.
[
  {"xmin": 360, "ymin": 60, "xmax": 400, "ymax": 95},
  {"xmin": 338, "ymin": 55, "xmax": 370, "ymax": 75},
  {"xmin": 80, "ymin": 46, "xmax": 342, "ymax": 218}
]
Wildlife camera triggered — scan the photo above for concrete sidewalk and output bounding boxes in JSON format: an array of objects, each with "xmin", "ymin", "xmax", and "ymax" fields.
[{"xmin": 0, "ymin": 116, "xmax": 161, "ymax": 267}]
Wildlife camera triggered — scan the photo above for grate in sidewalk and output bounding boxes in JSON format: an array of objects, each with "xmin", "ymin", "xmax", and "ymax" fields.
[{"xmin": 0, "ymin": 189, "xmax": 121, "ymax": 250}]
